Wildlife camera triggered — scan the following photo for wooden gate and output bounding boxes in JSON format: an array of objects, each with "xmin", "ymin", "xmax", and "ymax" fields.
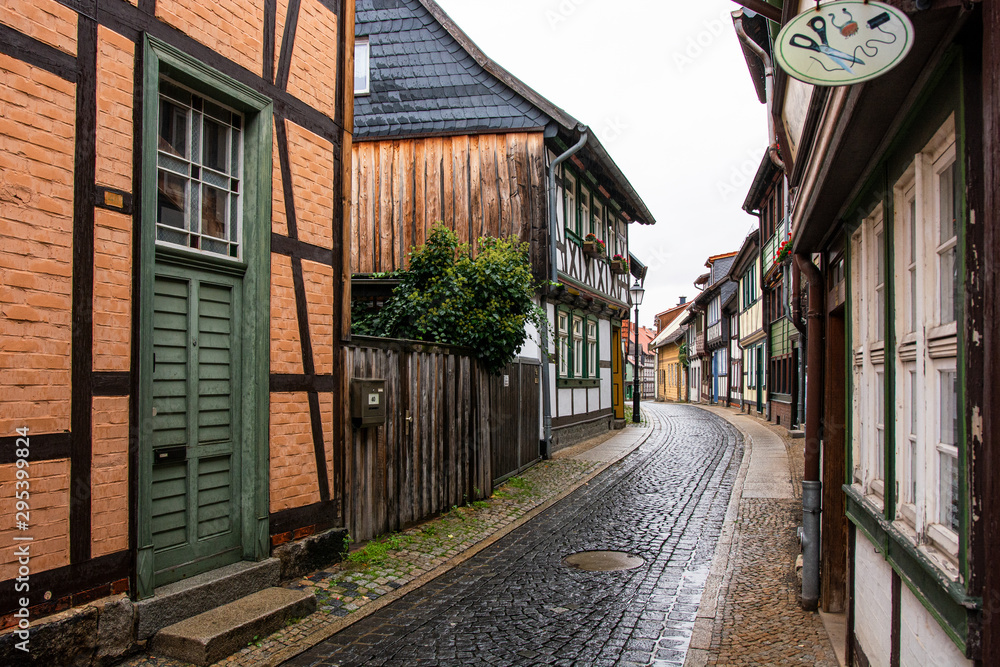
[{"xmin": 489, "ymin": 361, "xmax": 541, "ymax": 485}]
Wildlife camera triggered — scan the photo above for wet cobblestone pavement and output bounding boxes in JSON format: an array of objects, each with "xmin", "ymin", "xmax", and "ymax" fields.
[
  {"xmin": 281, "ymin": 403, "xmax": 741, "ymax": 667},
  {"xmin": 684, "ymin": 407, "xmax": 840, "ymax": 667}
]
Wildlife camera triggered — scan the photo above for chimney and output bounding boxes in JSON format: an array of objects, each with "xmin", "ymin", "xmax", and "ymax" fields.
[{"xmin": 679, "ymin": 296, "xmax": 687, "ymax": 305}]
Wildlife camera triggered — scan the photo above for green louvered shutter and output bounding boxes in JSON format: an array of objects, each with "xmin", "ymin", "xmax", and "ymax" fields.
[{"xmin": 150, "ymin": 268, "xmax": 242, "ymax": 585}]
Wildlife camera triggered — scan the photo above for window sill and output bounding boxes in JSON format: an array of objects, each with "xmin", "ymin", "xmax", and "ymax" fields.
[
  {"xmin": 558, "ymin": 378, "xmax": 600, "ymax": 388},
  {"xmin": 926, "ymin": 523, "xmax": 960, "ymax": 562},
  {"xmin": 565, "ymin": 229, "xmax": 582, "ymax": 246},
  {"xmin": 928, "ymin": 321, "xmax": 958, "ymax": 340}
]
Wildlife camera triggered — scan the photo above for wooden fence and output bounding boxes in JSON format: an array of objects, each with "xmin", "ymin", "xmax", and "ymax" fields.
[
  {"xmin": 342, "ymin": 337, "xmax": 490, "ymax": 544},
  {"xmin": 341, "ymin": 338, "xmax": 542, "ymax": 544},
  {"xmin": 489, "ymin": 361, "xmax": 541, "ymax": 484}
]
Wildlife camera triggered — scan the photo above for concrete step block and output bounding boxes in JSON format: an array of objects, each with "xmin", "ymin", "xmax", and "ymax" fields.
[{"xmin": 152, "ymin": 587, "xmax": 316, "ymax": 666}]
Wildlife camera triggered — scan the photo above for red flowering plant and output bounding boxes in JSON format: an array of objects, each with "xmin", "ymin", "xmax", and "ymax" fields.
[
  {"xmin": 583, "ymin": 233, "xmax": 606, "ymax": 256},
  {"xmin": 774, "ymin": 233, "xmax": 793, "ymax": 264}
]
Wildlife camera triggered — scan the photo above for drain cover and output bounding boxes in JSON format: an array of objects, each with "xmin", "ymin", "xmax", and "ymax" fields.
[{"xmin": 562, "ymin": 550, "xmax": 645, "ymax": 572}]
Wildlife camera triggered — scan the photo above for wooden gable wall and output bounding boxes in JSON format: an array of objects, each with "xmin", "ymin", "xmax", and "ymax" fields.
[{"xmin": 351, "ymin": 132, "xmax": 548, "ymax": 276}]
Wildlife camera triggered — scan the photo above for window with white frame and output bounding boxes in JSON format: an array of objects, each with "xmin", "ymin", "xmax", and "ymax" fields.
[
  {"xmin": 592, "ymin": 200, "xmax": 603, "ymax": 242},
  {"xmin": 563, "ymin": 171, "xmax": 577, "ymax": 235},
  {"xmin": 579, "ymin": 186, "xmax": 591, "ymax": 238},
  {"xmin": 354, "ymin": 38, "xmax": 370, "ymax": 95},
  {"xmin": 851, "ymin": 204, "xmax": 887, "ymax": 500},
  {"xmin": 887, "ymin": 115, "xmax": 962, "ymax": 564},
  {"xmin": 708, "ymin": 297, "xmax": 721, "ymax": 326},
  {"xmin": 557, "ymin": 311, "xmax": 569, "ymax": 378},
  {"xmin": 157, "ymin": 78, "xmax": 243, "ymax": 259},
  {"xmin": 572, "ymin": 315, "xmax": 583, "ymax": 378},
  {"xmin": 587, "ymin": 319, "xmax": 598, "ymax": 377}
]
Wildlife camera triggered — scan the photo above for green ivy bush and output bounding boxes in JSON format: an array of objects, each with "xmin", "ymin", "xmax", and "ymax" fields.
[{"xmin": 353, "ymin": 224, "xmax": 547, "ymax": 375}]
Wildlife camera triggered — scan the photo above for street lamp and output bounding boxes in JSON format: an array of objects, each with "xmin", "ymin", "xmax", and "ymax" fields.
[{"xmin": 629, "ymin": 279, "xmax": 645, "ymax": 423}]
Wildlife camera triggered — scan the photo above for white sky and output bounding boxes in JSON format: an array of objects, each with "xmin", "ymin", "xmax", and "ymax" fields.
[{"xmin": 433, "ymin": 0, "xmax": 769, "ymax": 326}]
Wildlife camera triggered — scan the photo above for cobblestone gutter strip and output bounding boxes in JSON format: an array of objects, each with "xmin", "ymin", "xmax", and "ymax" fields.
[{"xmin": 122, "ymin": 421, "xmax": 654, "ymax": 667}]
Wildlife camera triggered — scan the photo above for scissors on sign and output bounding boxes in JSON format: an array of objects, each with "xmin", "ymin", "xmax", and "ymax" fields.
[{"xmin": 790, "ymin": 16, "xmax": 864, "ymax": 74}]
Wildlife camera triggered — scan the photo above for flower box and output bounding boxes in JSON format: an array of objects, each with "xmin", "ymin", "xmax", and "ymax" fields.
[
  {"xmin": 609, "ymin": 258, "xmax": 628, "ymax": 274},
  {"xmin": 582, "ymin": 234, "xmax": 606, "ymax": 258}
]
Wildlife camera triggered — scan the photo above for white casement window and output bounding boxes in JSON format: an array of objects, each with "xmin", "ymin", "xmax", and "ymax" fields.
[
  {"xmin": 851, "ymin": 204, "xmax": 886, "ymax": 500},
  {"xmin": 354, "ymin": 38, "xmax": 370, "ymax": 95},
  {"xmin": 563, "ymin": 171, "xmax": 577, "ymax": 234},
  {"xmin": 586, "ymin": 320, "xmax": 598, "ymax": 378},
  {"xmin": 579, "ymin": 186, "xmax": 590, "ymax": 238},
  {"xmin": 708, "ymin": 298, "xmax": 720, "ymax": 326},
  {"xmin": 936, "ymin": 157, "xmax": 959, "ymax": 326},
  {"xmin": 157, "ymin": 78, "xmax": 243, "ymax": 259},
  {"xmin": 557, "ymin": 311, "xmax": 569, "ymax": 378},
  {"xmin": 592, "ymin": 200, "xmax": 603, "ymax": 243},
  {"xmin": 572, "ymin": 315, "xmax": 583, "ymax": 378},
  {"xmin": 887, "ymin": 116, "xmax": 961, "ymax": 567}
]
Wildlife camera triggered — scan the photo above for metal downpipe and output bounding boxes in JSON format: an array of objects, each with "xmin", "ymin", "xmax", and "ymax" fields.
[
  {"xmin": 795, "ymin": 253, "xmax": 825, "ymax": 611},
  {"xmin": 540, "ymin": 127, "xmax": 588, "ymax": 460}
]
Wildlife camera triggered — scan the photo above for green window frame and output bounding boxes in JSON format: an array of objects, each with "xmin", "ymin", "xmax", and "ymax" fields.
[
  {"xmin": 586, "ymin": 317, "xmax": 599, "ymax": 378},
  {"xmin": 556, "ymin": 308, "xmax": 570, "ymax": 379},
  {"xmin": 563, "ymin": 169, "xmax": 579, "ymax": 242}
]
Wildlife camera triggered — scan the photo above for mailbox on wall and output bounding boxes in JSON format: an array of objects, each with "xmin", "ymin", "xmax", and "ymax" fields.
[{"xmin": 351, "ymin": 379, "xmax": 386, "ymax": 427}]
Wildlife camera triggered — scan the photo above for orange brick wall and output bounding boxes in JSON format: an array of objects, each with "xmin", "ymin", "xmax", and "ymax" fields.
[
  {"xmin": 271, "ymin": 121, "xmax": 289, "ymax": 237},
  {"xmin": 93, "ymin": 209, "xmax": 132, "ymax": 372},
  {"xmin": 95, "ymin": 25, "xmax": 134, "ymax": 193},
  {"xmin": 302, "ymin": 259, "xmax": 334, "ymax": 375},
  {"xmin": 0, "ymin": 0, "xmax": 77, "ymax": 57},
  {"xmin": 156, "ymin": 0, "xmax": 264, "ymax": 77},
  {"xmin": 270, "ymin": 253, "xmax": 304, "ymax": 374},
  {"xmin": 0, "ymin": 54, "xmax": 76, "ymax": 435},
  {"xmin": 286, "ymin": 120, "xmax": 335, "ymax": 249},
  {"xmin": 269, "ymin": 392, "xmax": 323, "ymax": 512},
  {"xmin": 285, "ymin": 0, "xmax": 339, "ymax": 120},
  {"xmin": 91, "ymin": 397, "xmax": 128, "ymax": 557},
  {"xmin": 0, "ymin": 459, "xmax": 70, "ymax": 580}
]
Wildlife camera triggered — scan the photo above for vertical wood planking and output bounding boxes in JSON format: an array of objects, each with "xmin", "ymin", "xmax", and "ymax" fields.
[
  {"xmin": 452, "ymin": 136, "xmax": 470, "ymax": 247},
  {"xmin": 507, "ymin": 133, "xmax": 525, "ymax": 242},
  {"xmin": 496, "ymin": 135, "xmax": 512, "ymax": 238},
  {"xmin": 468, "ymin": 135, "xmax": 483, "ymax": 254},
  {"xmin": 378, "ymin": 141, "xmax": 393, "ymax": 271},
  {"xmin": 480, "ymin": 134, "xmax": 499, "ymax": 238}
]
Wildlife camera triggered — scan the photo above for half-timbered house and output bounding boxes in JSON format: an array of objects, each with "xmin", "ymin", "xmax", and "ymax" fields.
[
  {"xmin": 650, "ymin": 299, "xmax": 690, "ymax": 403},
  {"xmin": 692, "ymin": 252, "xmax": 737, "ymax": 405},
  {"xmin": 351, "ymin": 0, "xmax": 654, "ymax": 454},
  {"xmin": 729, "ymin": 230, "xmax": 765, "ymax": 416},
  {"xmin": 0, "ymin": 0, "xmax": 353, "ymax": 662},
  {"xmin": 733, "ymin": 1, "xmax": 1000, "ymax": 661}
]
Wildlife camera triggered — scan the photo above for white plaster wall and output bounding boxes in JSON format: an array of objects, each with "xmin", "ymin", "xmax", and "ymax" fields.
[
  {"xmin": 588, "ymin": 386, "xmax": 601, "ymax": 411},
  {"xmin": 573, "ymin": 387, "xmax": 586, "ymax": 412},
  {"xmin": 557, "ymin": 388, "xmax": 572, "ymax": 417},
  {"xmin": 518, "ymin": 309, "xmax": 541, "ymax": 360},
  {"xmin": 854, "ymin": 534, "xmax": 893, "ymax": 667},
  {"xmin": 899, "ymin": 583, "xmax": 971, "ymax": 667},
  {"xmin": 601, "ymin": 373, "xmax": 611, "ymax": 410}
]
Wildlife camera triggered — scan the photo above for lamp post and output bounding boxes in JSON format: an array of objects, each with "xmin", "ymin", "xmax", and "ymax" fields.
[{"xmin": 629, "ymin": 280, "xmax": 644, "ymax": 423}]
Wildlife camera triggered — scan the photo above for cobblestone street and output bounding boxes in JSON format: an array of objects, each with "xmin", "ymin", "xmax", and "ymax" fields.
[{"xmin": 282, "ymin": 403, "xmax": 741, "ymax": 667}]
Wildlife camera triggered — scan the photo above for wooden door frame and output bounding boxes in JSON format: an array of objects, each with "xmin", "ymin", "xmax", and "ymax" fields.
[{"xmin": 135, "ymin": 36, "xmax": 272, "ymax": 599}]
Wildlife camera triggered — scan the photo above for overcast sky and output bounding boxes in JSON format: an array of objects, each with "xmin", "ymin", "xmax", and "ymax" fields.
[{"xmin": 433, "ymin": 0, "xmax": 769, "ymax": 326}]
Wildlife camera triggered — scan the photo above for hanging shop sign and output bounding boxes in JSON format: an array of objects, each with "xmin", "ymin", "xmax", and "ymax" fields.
[{"xmin": 774, "ymin": 1, "xmax": 914, "ymax": 86}]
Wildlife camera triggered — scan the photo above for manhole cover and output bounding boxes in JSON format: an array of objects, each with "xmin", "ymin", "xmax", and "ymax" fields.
[{"xmin": 562, "ymin": 550, "xmax": 645, "ymax": 572}]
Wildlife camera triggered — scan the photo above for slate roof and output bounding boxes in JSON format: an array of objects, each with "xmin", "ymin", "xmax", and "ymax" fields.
[
  {"xmin": 354, "ymin": 0, "xmax": 656, "ymax": 226},
  {"xmin": 355, "ymin": 0, "xmax": 550, "ymax": 138}
]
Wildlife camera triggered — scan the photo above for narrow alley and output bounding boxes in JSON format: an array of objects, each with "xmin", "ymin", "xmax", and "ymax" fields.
[{"xmin": 280, "ymin": 404, "xmax": 836, "ymax": 667}]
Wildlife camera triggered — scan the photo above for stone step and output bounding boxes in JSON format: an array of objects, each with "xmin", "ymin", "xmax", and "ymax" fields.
[
  {"xmin": 135, "ymin": 558, "xmax": 281, "ymax": 639},
  {"xmin": 152, "ymin": 587, "xmax": 316, "ymax": 666}
]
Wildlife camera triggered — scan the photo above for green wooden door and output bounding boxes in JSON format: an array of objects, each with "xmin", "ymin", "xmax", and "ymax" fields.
[{"xmin": 150, "ymin": 264, "xmax": 243, "ymax": 586}]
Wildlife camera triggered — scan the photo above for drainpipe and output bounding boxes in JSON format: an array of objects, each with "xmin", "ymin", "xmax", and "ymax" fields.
[
  {"xmin": 795, "ymin": 253, "xmax": 824, "ymax": 611},
  {"xmin": 791, "ymin": 259, "xmax": 807, "ymax": 428},
  {"xmin": 734, "ymin": 13, "xmax": 784, "ymax": 172},
  {"xmin": 539, "ymin": 126, "xmax": 588, "ymax": 460}
]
